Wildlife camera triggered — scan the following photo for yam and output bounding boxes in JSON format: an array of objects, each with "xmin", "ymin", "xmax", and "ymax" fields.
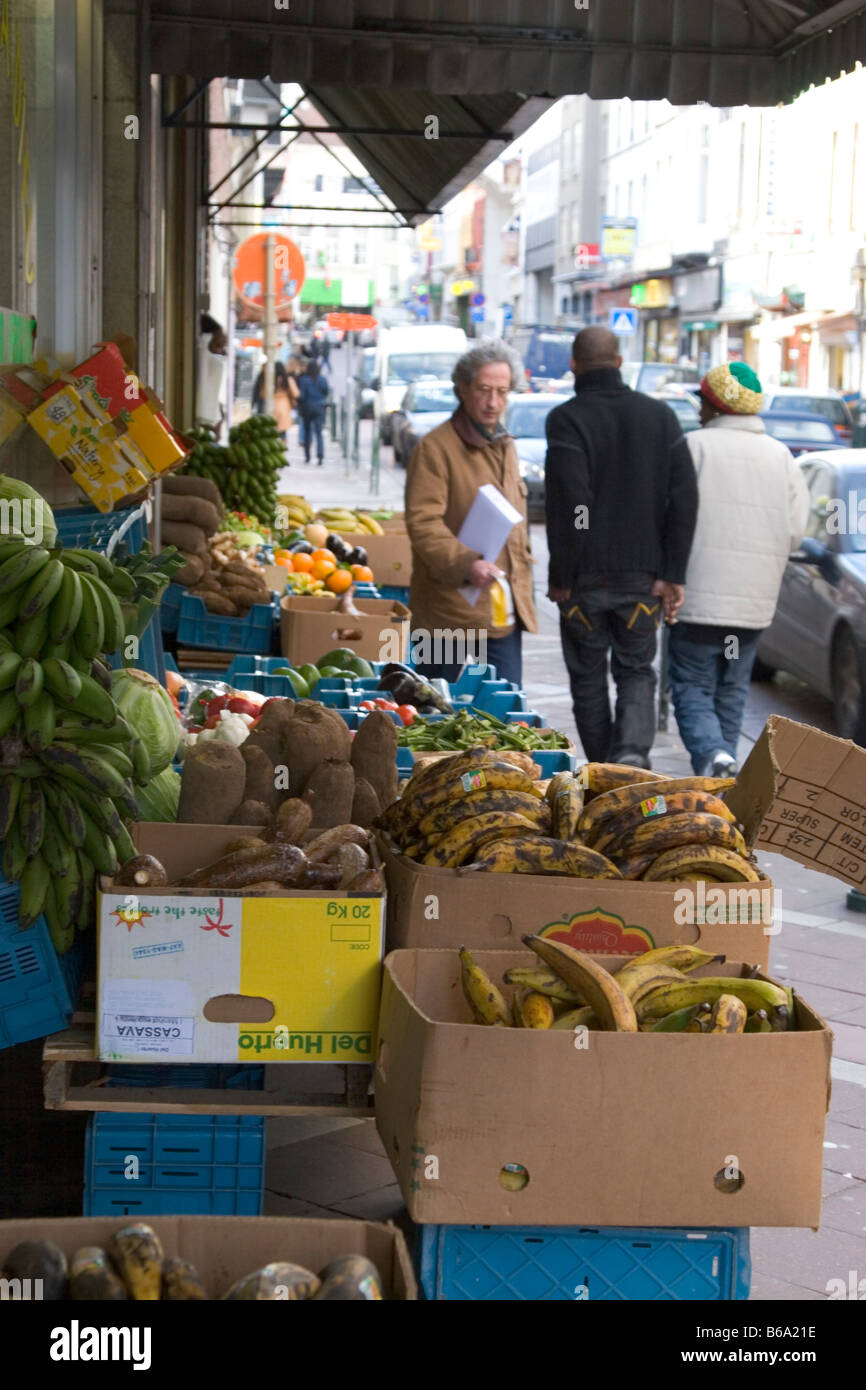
[
  {"xmin": 161, "ymin": 519, "xmax": 208, "ymax": 555},
  {"xmin": 351, "ymin": 710, "xmax": 398, "ymax": 810},
  {"xmin": 173, "ymin": 552, "xmax": 205, "ymax": 587},
  {"xmin": 162, "ymin": 492, "xmax": 222, "ymax": 536},
  {"xmin": 178, "ymin": 741, "xmax": 246, "ymax": 824},
  {"xmin": 162, "ymin": 472, "xmax": 224, "ymax": 515},
  {"xmin": 283, "ymin": 703, "xmax": 352, "ymax": 796},
  {"xmin": 243, "ymin": 697, "xmax": 295, "ymax": 767},
  {"xmin": 242, "ymin": 743, "xmax": 281, "ymax": 810},
  {"xmin": 335, "ymin": 841, "xmax": 370, "ymax": 887},
  {"xmin": 230, "ymin": 799, "xmax": 273, "ymax": 826},
  {"xmin": 203, "ymin": 593, "xmax": 238, "ymax": 616},
  {"xmin": 351, "ymin": 776, "xmax": 381, "ymax": 829},
  {"xmin": 302, "ymin": 758, "xmax": 355, "ymax": 827},
  {"xmin": 270, "ymin": 797, "xmax": 313, "ymax": 843}
]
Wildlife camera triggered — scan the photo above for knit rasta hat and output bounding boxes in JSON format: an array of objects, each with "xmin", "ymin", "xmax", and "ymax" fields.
[{"xmin": 700, "ymin": 361, "xmax": 763, "ymax": 415}]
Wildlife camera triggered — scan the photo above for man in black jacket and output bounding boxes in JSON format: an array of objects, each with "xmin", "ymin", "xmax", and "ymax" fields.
[{"xmin": 544, "ymin": 327, "xmax": 698, "ymax": 767}]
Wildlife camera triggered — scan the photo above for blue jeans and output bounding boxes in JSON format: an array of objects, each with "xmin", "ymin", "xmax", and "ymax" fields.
[
  {"xmin": 668, "ymin": 622, "xmax": 763, "ymax": 774},
  {"xmin": 413, "ymin": 623, "xmax": 523, "ymax": 687},
  {"xmin": 300, "ymin": 412, "xmax": 324, "ymax": 460}
]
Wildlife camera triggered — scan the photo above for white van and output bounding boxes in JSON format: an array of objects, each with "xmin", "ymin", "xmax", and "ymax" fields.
[{"xmin": 373, "ymin": 324, "xmax": 467, "ymax": 442}]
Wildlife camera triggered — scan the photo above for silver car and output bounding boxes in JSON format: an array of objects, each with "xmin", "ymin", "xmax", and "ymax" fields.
[
  {"xmin": 391, "ymin": 380, "xmax": 456, "ymax": 467},
  {"xmin": 505, "ymin": 393, "xmax": 571, "ymax": 519}
]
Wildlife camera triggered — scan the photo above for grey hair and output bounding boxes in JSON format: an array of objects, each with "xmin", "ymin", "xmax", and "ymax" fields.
[{"xmin": 452, "ymin": 338, "xmax": 523, "ymax": 391}]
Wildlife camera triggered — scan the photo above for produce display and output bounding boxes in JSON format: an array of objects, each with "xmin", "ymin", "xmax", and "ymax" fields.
[
  {"xmin": 397, "ymin": 707, "xmax": 570, "ymax": 751},
  {"xmin": 175, "ymin": 526, "xmax": 275, "ymax": 617},
  {"xmin": 458, "ymin": 941, "xmax": 797, "ymax": 1033},
  {"xmin": 278, "ymin": 496, "xmax": 389, "ymax": 538},
  {"xmin": 276, "ymin": 544, "xmax": 375, "ymax": 597},
  {"xmin": 377, "ymin": 752, "xmax": 760, "ymax": 880},
  {"xmin": 0, "ymin": 478, "xmax": 184, "ymax": 951},
  {"xmin": 1, "ymin": 1224, "xmax": 385, "ymax": 1300},
  {"xmin": 183, "ymin": 416, "xmax": 284, "ymax": 525}
]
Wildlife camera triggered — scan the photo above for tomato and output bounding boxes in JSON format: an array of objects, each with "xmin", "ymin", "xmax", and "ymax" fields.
[
  {"xmin": 374, "ymin": 698, "xmax": 398, "ymax": 711},
  {"xmin": 397, "ymin": 704, "xmax": 418, "ymax": 725},
  {"xmin": 359, "ymin": 700, "xmax": 376, "ymax": 711},
  {"xmin": 206, "ymin": 695, "xmax": 229, "ymax": 720},
  {"xmin": 227, "ymin": 697, "xmax": 259, "ymax": 718}
]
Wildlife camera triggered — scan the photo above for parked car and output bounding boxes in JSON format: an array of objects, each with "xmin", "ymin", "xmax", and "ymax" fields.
[
  {"xmin": 760, "ymin": 411, "xmax": 850, "ymax": 458},
  {"xmin": 504, "ymin": 392, "xmax": 571, "ymax": 519},
  {"xmin": 509, "ymin": 326, "xmax": 579, "ymax": 392},
  {"xmin": 373, "ymin": 324, "xmax": 467, "ymax": 442},
  {"xmin": 391, "ymin": 380, "xmax": 456, "ymax": 466},
  {"xmin": 754, "ymin": 451, "xmax": 866, "ymax": 743},
  {"xmin": 355, "ymin": 347, "xmax": 377, "ymax": 419},
  {"xmin": 622, "ymin": 362, "xmax": 700, "ymax": 394},
  {"xmin": 762, "ymin": 386, "xmax": 855, "ymax": 442},
  {"xmin": 650, "ymin": 390, "xmax": 701, "ymax": 432},
  {"xmin": 314, "ymin": 318, "xmax": 345, "ymax": 347}
]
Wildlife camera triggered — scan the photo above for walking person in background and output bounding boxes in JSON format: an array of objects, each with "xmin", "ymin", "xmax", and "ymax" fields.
[
  {"xmin": 668, "ymin": 362, "xmax": 809, "ymax": 776},
  {"xmin": 297, "ymin": 360, "xmax": 329, "ymax": 465},
  {"xmin": 545, "ymin": 327, "xmax": 698, "ymax": 769},
  {"xmin": 195, "ymin": 313, "xmax": 228, "ymax": 433},
  {"xmin": 251, "ymin": 361, "xmax": 297, "ymax": 443}
]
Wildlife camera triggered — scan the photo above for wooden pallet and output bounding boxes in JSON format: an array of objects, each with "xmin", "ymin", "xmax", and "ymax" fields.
[
  {"xmin": 175, "ymin": 648, "xmax": 234, "ymax": 671},
  {"xmin": 42, "ymin": 1009, "xmax": 374, "ymax": 1118}
]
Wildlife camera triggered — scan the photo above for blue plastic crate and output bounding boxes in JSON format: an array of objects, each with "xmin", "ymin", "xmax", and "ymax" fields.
[
  {"xmin": 84, "ymin": 1113, "xmax": 266, "ymax": 1218},
  {"xmin": 53, "ymin": 503, "xmax": 148, "ymax": 556},
  {"xmin": 105, "ymin": 1064, "xmax": 265, "ymax": 1090},
  {"xmin": 417, "ymin": 1225, "xmax": 750, "ymax": 1301},
  {"xmin": 0, "ymin": 876, "xmax": 85, "ymax": 1050},
  {"xmin": 176, "ymin": 592, "xmax": 277, "ymax": 654},
  {"xmin": 160, "ymin": 582, "xmax": 184, "ymax": 635},
  {"xmin": 378, "ymin": 584, "xmax": 410, "ymax": 605}
]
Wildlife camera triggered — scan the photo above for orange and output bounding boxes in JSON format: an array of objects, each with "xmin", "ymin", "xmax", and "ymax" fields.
[
  {"xmin": 273, "ymin": 548, "xmax": 292, "ymax": 563},
  {"xmin": 274, "ymin": 557, "xmax": 291, "ymax": 570},
  {"xmin": 310, "ymin": 548, "xmax": 336, "ymax": 565},
  {"xmin": 310, "ymin": 557, "xmax": 336, "ymax": 580},
  {"xmin": 291, "ymin": 551, "xmax": 314, "ymax": 572},
  {"xmin": 350, "ymin": 564, "xmax": 374, "ymax": 583},
  {"xmin": 326, "ymin": 568, "xmax": 354, "ymax": 594}
]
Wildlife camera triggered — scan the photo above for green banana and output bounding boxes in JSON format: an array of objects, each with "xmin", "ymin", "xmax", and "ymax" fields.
[
  {"xmin": 637, "ymin": 976, "xmax": 790, "ymax": 1021},
  {"xmin": 42, "ymin": 874, "xmax": 74, "ymax": 956},
  {"xmin": 18, "ymin": 852, "xmax": 49, "ymax": 929},
  {"xmin": 0, "ymin": 689, "xmax": 21, "ymax": 738},
  {"xmin": 1, "ymin": 815, "xmax": 27, "ymax": 881},
  {"xmin": 73, "ymin": 574, "xmax": 105, "ymax": 658},
  {"xmin": 14, "ymin": 608, "xmax": 50, "ymax": 659},
  {"xmin": 53, "ymin": 714, "xmax": 134, "ymax": 746},
  {"xmin": 112, "ymin": 820, "xmax": 136, "ymax": 865},
  {"xmin": 71, "ymin": 784, "xmax": 123, "ymax": 841},
  {"xmin": 76, "ymin": 850, "xmax": 96, "ymax": 930},
  {"xmin": 0, "ymin": 650, "xmax": 22, "ymax": 690},
  {"xmin": 18, "ymin": 778, "xmax": 46, "ymax": 856},
  {"xmin": 66, "ymin": 672, "xmax": 116, "ymax": 724},
  {"xmin": 53, "ymin": 848, "xmax": 84, "ymax": 930},
  {"xmin": 48, "ymin": 564, "xmax": 83, "ymax": 643},
  {"xmin": 85, "ymin": 743, "xmax": 134, "ymax": 780},
  {"xmin": 67, "ymin": 647, "xmax": 92, "ymax": 675},
  {"xmin": 106, "ymin": 566, "xmax": 136, "ymax": 599},
  {"xmin": 0, "ymin": 631, "xmax": 14, "ymax": 654},
  {"xmin": 40, "ymin": 805, "xmax": 75, "ymax": 876},
  {"xmin": 17, "ymin": 555, "xmax": 64, "ymax": 621},
  {"xmin": 650, "ymin": 1004, "xmax": 712, "ymax": 1032},
  {"xmin": 0, "ymin": 545, "xmax": 50, "ymax": 595},
  {"xmin": 14, "ymin": 658, "xmax": 43, "ymax": 707},
  {"xmin": 79, "ymin": 806, "xmax": 119, "ymax": 876},
  {"xmin": 89, "ymin": 659, "xmax": 113, "ymax": 692},
  {"xmin": 0, "ymin": 775, "xmax": 21, "ymax": 840},
  {"xmin": 40, "ymin": 742, "xmax": 128, "ymax": 798},
  {"xmin": 23, "ymin": 691, "xmax": 56, "ymax": 753},
  {"xmin": 59, "ymin": 549, "xmax": 100, "ymax": 579},
  {"xmin": 113, "ymin": 780, "xmax": 140, "ymax": 821},
  {"xmin": 42, "ymin": 779, "xmax": 87, "ymax": 848},
  {"xmin": 41, "ymin": 657, "xmax": 83, "ymax": 705},
  {"xmin": 63, "ymin": 546, "xmax": 114, "ymax": 582},
  {"xmin": 40, "ymin": 637, "xmax": 72, "ymax": 662},
  {"xmin": 86, "ymin": 573, "xmax": 126, "ymax": 654}
]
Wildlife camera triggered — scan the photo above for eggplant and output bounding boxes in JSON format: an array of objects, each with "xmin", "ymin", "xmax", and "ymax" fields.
[
  {"xmin": 326, "ymin": 533, "xmax": 353, "ymax": 562},
  {"xmin": 347, "ymin": 545, "xmax": 368, "ymax": 567},
  {"xmin": 376, "ymin": 671, "xmax": 418, "ymax": 704},
  {"xmin": 290, "ymin": 540, "xmax": 314, "ymax": 555},
  {"xmin": 381, "ymin": 661, "xmax": 417, "ymax": 681},
  {"xmin": 377, "ymin": 668, "xmax": 452, "ymax": 714}
]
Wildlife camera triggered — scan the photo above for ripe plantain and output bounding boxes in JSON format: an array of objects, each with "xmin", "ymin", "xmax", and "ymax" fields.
[
  {"xmin": 578, "ymin": 775, "xmax": 737, "ymax": 841},
  {"xmin": 614, "ymin": 851, "xmax": 661, "ymax": 879},
  {"xmin": 523, "ymin": 934, "xmax": 637, "ymax": 1031},
  {"xmin": 650, "ymin": 1003, "xmax": 713, "ymax": 1032},
  {"xmin": 601, "ymin": 812, "xmax": 748, "ymax": 863},
  {"xmin": 418, "ymin": 788, "xmax": 551, "ymax": 840},
  {"xmin": 636, "ymin": 975, "xmax": 789, "ymax": 1023},
  {"xmin": 744, "ymin": 1009, "xmax": 773, "ymax": 1034},
  {"xmin": 423, "ymin": 810, "xmax": 541, "ymax": 867},
  {"xmin": 109, "ymin": 1224, "xmax": 164, "ymax": 1301},
  {"xmin": 707, "ymin": 994, "xmax": 748, "ymax": 1034},
  {"xmin": 613, "ymin": 960, "xmax": 687, "ymax": 1001},
  {"xmin": 642, "ymin": 843, "xmax": 763, "ymax": 883},
  {"xmin": 578, "ymin": 762, "xmax": 663, "ymax": 796},
  {"xmin": 591, "ymin": 791, "xmax": 736, "ymax": 856},
  {"xmin": 502, "ymin": 966, "xmax": 582, "ymax": 1003},
  {"xmin": 515, "ymin": 989, "xmax": 555, "ymax": 1029},
  {"xmin": 545, "ymin": 772, "xmax": 584, "ymax": 839},
  {"xmin": 474, "ymin": 835, "xmax": 622, "ymax": 878},
  {"xmin": 459, "ymin": 946, "xmax": 511, "ymax": 1026},
  {"xmin": 407, "ymin": 760, "xmax": 542, "ymax": 823},
  {"xmin": 617, "ymin": 944, "xmax": 725, "ymax": 975},
  {"xmin": 550, "ymin": 1005, "xmax": 601, "ymax": 1031}
]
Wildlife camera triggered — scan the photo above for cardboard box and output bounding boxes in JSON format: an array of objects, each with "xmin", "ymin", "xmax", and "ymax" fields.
[
  {"xmin": 97, "ymin": 824, "xmax": 385, "ymax": 1065},
  {"xmin": 378, "ymin": 835, "xmax": 776, "ymax": 970},
  {"xmin": 0, "ymin": 1215, "xmax": 416, "ymax": 1299},
  {"xmin": 374, "ymin": 948, "xmax": 831, "ymax": 1228},
  {"xmin": 335, "ymin": 520, "xmax": 412, "ymax": 586},
  {"xmin": 280, "ymin": 593, "xmax": 410, "ymax": 666}
]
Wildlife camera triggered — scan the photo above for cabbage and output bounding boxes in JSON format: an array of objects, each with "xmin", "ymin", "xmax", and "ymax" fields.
[
  {"xmin": 110, "ymin": 668, "xmax": 180, "ymax": 775},
  {"xmin": 134, "ymin": 766, "xmax": 181, "ymax": 822}
]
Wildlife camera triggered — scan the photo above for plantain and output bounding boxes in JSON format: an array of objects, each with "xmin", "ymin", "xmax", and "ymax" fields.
[
  {"xmin": 636, "ymin": 975, "xmax": 790, "ymax": 1023},
  {"xmin": 613, "ymin": 959, "xmax": 687, "ymax": 1001},
  {"xmin": 42, "ymin": 778, "xmax": 87, "ymax": 848},
  {"xmin": 1, "ymin": 814, "xmax": 27, "ymax": 881},
  {"xmin": 641, "ymin": 843, "xmax": 763, "ymax": 883},
  {"xmin": 650, "ymin": 1003, "xmax": 713, "ymax": 1032},
  {"xmin": 108, "ymin": 1224, "xmax": 164, "ymax": 1301},
  {"xmin": 0, "ymin": 544, "xmax": 50, "ymax": 595},
  {"xmin": 550, "ymin": 1005, "xmax": 601, "ymax": 1030},
  {"xmin": 459, "ymin": 945, "xmax": 511, "ymax": 1026},
  {"xmin": 616, "ymin": 944, "xmax": 725, "ymax": 976},
  {"xmin": 18, "ymin": 851, "xmax": 49, "ymax": 929},
  {"xmin": 601, "ymin": 812, "xmax": 748, "ymax": 863},
  {"xmin": 41, "ymin": 872, "xmax": 74, "ymax": 956},
  {"xmin": 76, "ymin": 850, "xmax": 96, "ymax": 930},
  {"xmin": 418, "ymin": 788, "xmax": 551, "ymax": 841},
  {"xmin": 473, "ymin": 835, "xmax": 622, "ymax": 878},
  {"xmin": 423, "ymin": 810, "xmax": 542, "ymax": 867},
  {"xmin": 405, "ymin": 758, "xmax": 542, "ymax": 823},
  {"xmin": 52, "ymin": 849, "xmax": 84, "ymax": 934},
  {"xmin": 502, "ymin": 966, "xmax": 582, "ymax": 1003},
  {"xmin": 86, "ymin": 573, "xmax": 126, "ymax": 654},
  {"xmin": 578, "ymin": 775, "xmax": 737, "ymax": 841},
  {"xmin": 41, "ymin": 656, "xmax": 83, "ymax": 705},
  {"xmin": 72, "ymin": 573, "xmax": 105, "ymax": 659},
  {"xmin": 0, "ymin": 774, "xmax": 21, "ymax": 840},
  {"xmin": 0, "ymin": 650, "xmax": 22, "ymax": 690},
  {"xmin": 17, "ymin": 555, "xmax": 63, "ymax": 621},
  {"xmin": 707, "ymin": 994, "xmax": 748, "ymax": 1034},
  {"xmin": 614, "ymin": 851, "xmax": 659, "ymax": 879},
  {"xmin": 545, "ymin": 772, "xmax": 584, "ymax": 839},
  {"xmin": 515, "ymin": 989, "xmax": 555, "ymax": 1029},
  {"xmin": 744, "ymin": 1009, "xmax": 773, "ymax": 1034},
  {"xmin": 578, "ymin": 762, "xmax": 663, "ymax": 796},
  {"xmin": 13, "ymin": 607, "xmax": 50, "ymax": 660},
  {"xmin": 66, "ymin": 672, "xmax": 117, "ymax": 724},
  {"xmin": 523, "ymin": 934, "xmax": 637, "ymax": 1031},
  {"xmin": 18, "ymin": 777, "xmax": 46, "ymax": 856},
  {"xmin": 591, "ymin": 791, "xmax": 736, "ymax": 856},
  {"xmin": 48, "ymin": 563, "xmax": 83, "ymax": 643},
  {"xmin": 23, "ymin": 691, "xmax": 56, "ymax": 753},
  {"xmin": 14, "ymin": 657, "xmax": 43, "ymax": 707}
]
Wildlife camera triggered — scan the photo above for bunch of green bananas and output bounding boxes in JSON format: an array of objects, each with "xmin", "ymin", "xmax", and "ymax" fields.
[
  {"xmin": 0, "ymin": 533, "xmax": 179, "ymax": 955},
  {"xmin": 182, "ymin": 415, "xmax": 284, "ymax": 525}
]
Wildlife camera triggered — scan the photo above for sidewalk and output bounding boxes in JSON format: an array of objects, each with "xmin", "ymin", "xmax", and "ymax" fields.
[{"xmin": 264, "ymin": 428, "xmax": 866, "ymax": 1301}]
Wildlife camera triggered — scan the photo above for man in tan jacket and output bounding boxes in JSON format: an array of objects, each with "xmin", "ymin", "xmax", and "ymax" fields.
[{"xmin": 405, "ymin": 340, "xmax": 537, "ymax": 685}]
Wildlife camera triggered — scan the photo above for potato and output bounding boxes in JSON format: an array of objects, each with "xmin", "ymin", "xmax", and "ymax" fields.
[
  {"xmin": 351, "ymin": 776, "xmax": 381, "ymax": 829},
  {"xmin": 178, "ymin": 742, "xmax": 246, "ymax": 824},
  {"xmin": 161, "ymin": 519, "xmax": 208, "ymax": 555},
  {"xmin": 162, "ymin": 493, "xmax": 222, "ymax": 536},
  {"xmin": 351, "ymin": 710, "xmax": 398, "ymax": 811},
  {"xmin": 162, "ymin": 473, "xmax": 224, "ymax": 515},
  {"xmin": 283, "ymin": 703, "xmax": 352, "ymax": 797},
  {"xmin": 243, "ymin": 697, "xmax": 295, "ymax": 768},
  {"xmin": 230, "ymin": 799, "xmax": 273, "ymax": 826},
  {"xmin": 172, "ymin": 551, "xmax": 205, "ymax": 586},
  {"xmin": 242, "ymin": 744, "xmax": 281, "ymax": 810},
  {"xmin": 302, "ymin": 758, "xmax": 355, "ymax": 827}
]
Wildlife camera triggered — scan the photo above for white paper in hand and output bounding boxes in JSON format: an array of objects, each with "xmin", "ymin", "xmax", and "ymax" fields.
[{"xmin": 458, "ymin": 484, "xmax": 522, "ymax": 605}]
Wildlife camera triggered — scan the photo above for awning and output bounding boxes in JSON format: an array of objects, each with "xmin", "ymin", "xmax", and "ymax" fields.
[
  {"xmin": 749, "ymin": 310, "xmax": 835, "ymax": 341},
  {"xmin": 150, "ymin": 1, "xmax": 866, "ymax": 221}
]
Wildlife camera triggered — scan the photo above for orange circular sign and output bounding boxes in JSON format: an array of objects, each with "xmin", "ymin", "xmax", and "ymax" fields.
[
  {"xmin": 233, "ymin": 233, "xmax": 305, "ymax": 313},
  {"xmin": 326, "ymin": 312, "xmax": 378, "ymax": 332}
]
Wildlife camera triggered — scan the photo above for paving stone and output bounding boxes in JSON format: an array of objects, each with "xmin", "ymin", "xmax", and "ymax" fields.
[
  {"xmin": 748, "ymin": 1272, "xmax": 825, "ymax": 1301},
  {"xmin": 263, "ymin": 1191, "xmax": 341, "ymax": 1219},
  {"xmin": 829, "ymin": 1079, "xmax": 866, "ymax": 1117},
  {"xmin": 819, "ymin": 1183, "xmax": 866, "ymax": 1237},
  {"xmin": 329, "ymin": 1184, "xmax": 406, "ymax": 1222},
  {"xmin": 749, "ymin": 1225, "xmax": 866, "ymax": 1295},
  {"xmin": 823, "ymin": 1170, "xmax": 862, "ymax": 1198},
  {"xmin": 266, "ymin": 1136, "xmax": 398, "ymax": 1206},
  {"xmin": 822, "ymin": 1021, "xmax": 866, "ymax": 1067},
  {"xmin": 319, "ymin": 1120, "xmax": 388, "ymax": 1157},
  {"xmin": 265, "ymin": 1117, "xmax": 363, "ymax": 1151}
]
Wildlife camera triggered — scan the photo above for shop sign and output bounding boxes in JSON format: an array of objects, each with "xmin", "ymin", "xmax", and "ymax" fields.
[
  {"xmin": 0, "ymin": 306, "xmax": 34, "ymax": 363},
  {"xmin": 451, "ymin": 279, "xmax": 476, "ymax": 297},
  {"xmin": 601, "ymin": 217, "xmax": 638, "ymax": 260},
  {"xmin": 684, "ymin": 320, "xmax": 720, "ymax": 332},
  {"xmin": 673, "ymin": 266, "xmax": 722, "ymax": 314},
  {"xmin": 630, "ymin": 278, "xmax": 671, "ymax": 309}
]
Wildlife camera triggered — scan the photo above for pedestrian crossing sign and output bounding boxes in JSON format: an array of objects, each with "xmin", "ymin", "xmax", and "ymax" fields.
[{"xmin": 609, "ymin": 307, "xmax": 637, "ymax": 334}]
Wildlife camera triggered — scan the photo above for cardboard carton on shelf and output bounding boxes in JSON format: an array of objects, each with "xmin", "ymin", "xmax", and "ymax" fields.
[
  {"xmin": 334, "ymin": 517, "xmax": 412, "ymax": 586},
  {"xmin": 0, "ymin": 1216, "xmax": 416, "ymax": 1299},
  {"xmin": 280, "ymin": 593, "xmax": 410, "ymax": 666},
  {"xmin": 97, "ymin": 824, "xmax": 385, "ymax": 1065},
  {"xmin": 374, "ymin": 948, "xmax": 831, "ymax": 1229}
]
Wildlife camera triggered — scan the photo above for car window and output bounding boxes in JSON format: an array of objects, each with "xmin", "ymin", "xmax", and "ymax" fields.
[
  {"xmin": 387, "ymin": 353, "xmax": 460, "ymax": 385},
  {"xmin": 767, "ymin": 395, "xmax": 848, "ymax": 426},
  {"xmin": 506, "ymin": 400, "xmax": 561, "ymax": 438},
  {"xmin": 763, "ymin": 417, "xmax": 837, "ymax": 443},
  {"xmin": 804, "ymin": 465, "xmax": 835, "ymax": 541},
  {"xmin": 661, "ymin": 398, "xmax": 699, "ymax": 425},
  {"xmin": 409, "ymin": 385, "xmax": 455, "ymax": 411}
]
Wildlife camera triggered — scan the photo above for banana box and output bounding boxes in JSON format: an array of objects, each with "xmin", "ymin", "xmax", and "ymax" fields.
[
  {"xmin": 96, "ymin": 823, "xmax": 385, "ymax": 1065},
  {"xmin": 280, "ymin": 594, "xmax": 411, "ymax": 665},
  {"xmin": 333, "ymin": 522, "xmax": 412, "ymax": 585},
  {"xmin": 375, "ymin": 948, "xmax": 831, "ymax": 1228}
]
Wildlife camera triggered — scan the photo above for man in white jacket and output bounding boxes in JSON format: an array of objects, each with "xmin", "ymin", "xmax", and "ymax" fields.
[{"xmin": 668, "ymin": 361, "xmax": 809, "ymax": 776}]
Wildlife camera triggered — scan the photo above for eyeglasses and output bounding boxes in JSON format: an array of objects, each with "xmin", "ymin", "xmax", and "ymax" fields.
[{"xmin": 472, "ymin": 386, "xmax": 510, "ymax": 400}]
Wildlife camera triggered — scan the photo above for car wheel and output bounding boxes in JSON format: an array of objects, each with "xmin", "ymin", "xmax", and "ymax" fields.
[
  {"xmin": 831, "ymin": 626, "xmax": 866, "ymax": 744},
  {"xmin": 379, "ymin": 418, "xmax": 392, "ymax": 445},
  {"xmin": 750, "ymin": 655, "xmax": 777, "ymax": 682}
]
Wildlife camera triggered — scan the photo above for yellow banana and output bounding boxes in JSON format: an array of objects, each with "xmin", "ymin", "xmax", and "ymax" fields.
[
  {"xmin": 613, "ymin": 851, "xmax": 658, "ymax": 879},
  {"xmin": 591, "ymin": 791, "xmax": 736, "ymax": 855},
  {"xmin": 602, "ymin": 812, "xmax": 748, "ymax": 862},
  {"xmin": 424, "ymin": 810, "xmax": 542, "ymax": 867},
  {"xmin": 642, "ymin": 843, "xmax": 763, "ymax": 883},
  {"xmin": 516, "ymin": 990, "xmax": 555, "ymax": 1029},
  {"xmin": 616, "ymin": 944, "xmax": 725, "ymax": 975},
  {"xmin": 545, "ymin": 773, "xmax": 584, "ymax": 839},
  {"xmin": 418, "ymin": 788, "xmax": 551, "ymax": 840},
  {"xmin": 502, "ymin": 966, "xmax": 582, "ymax": 1003},
  {"xmin": 474, "ymin": 835, "xmax": 622, "ymax": 878},
  {"xmin": 636, "ymin": 975, "xmax": 789, "ymax": 1023},
  {"xmin": 459, "ymin": 946, "xmax": 511, "ymax": 1026},
  {"xmin": 356, "ymin": 512, "xmax": 384, "ymax": 535},
  {"xmin": 407, "ymin": 759, "xmax": 541, "ymax": 823},
  {"xmin": 550, "ymin": 1005, "xmax": 600, "ymax": 1031},
  {"xmin": 522, "ymin": 934, "xmax": 637, "ymax": 1031},
  {"xmin": 613, "ymin": 960, "xmax": 687, "ymax": 1001},
  {"xmin": 577, "ymin": 775, "xmax": 736, "ymax": 840},
  {"xmin": 707, "ymin": 994, "xmax": 748, "ymax": 1033},
  {"xmin": 578, "ymin": 762, "xmax": 663, "ymax": 796}
]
